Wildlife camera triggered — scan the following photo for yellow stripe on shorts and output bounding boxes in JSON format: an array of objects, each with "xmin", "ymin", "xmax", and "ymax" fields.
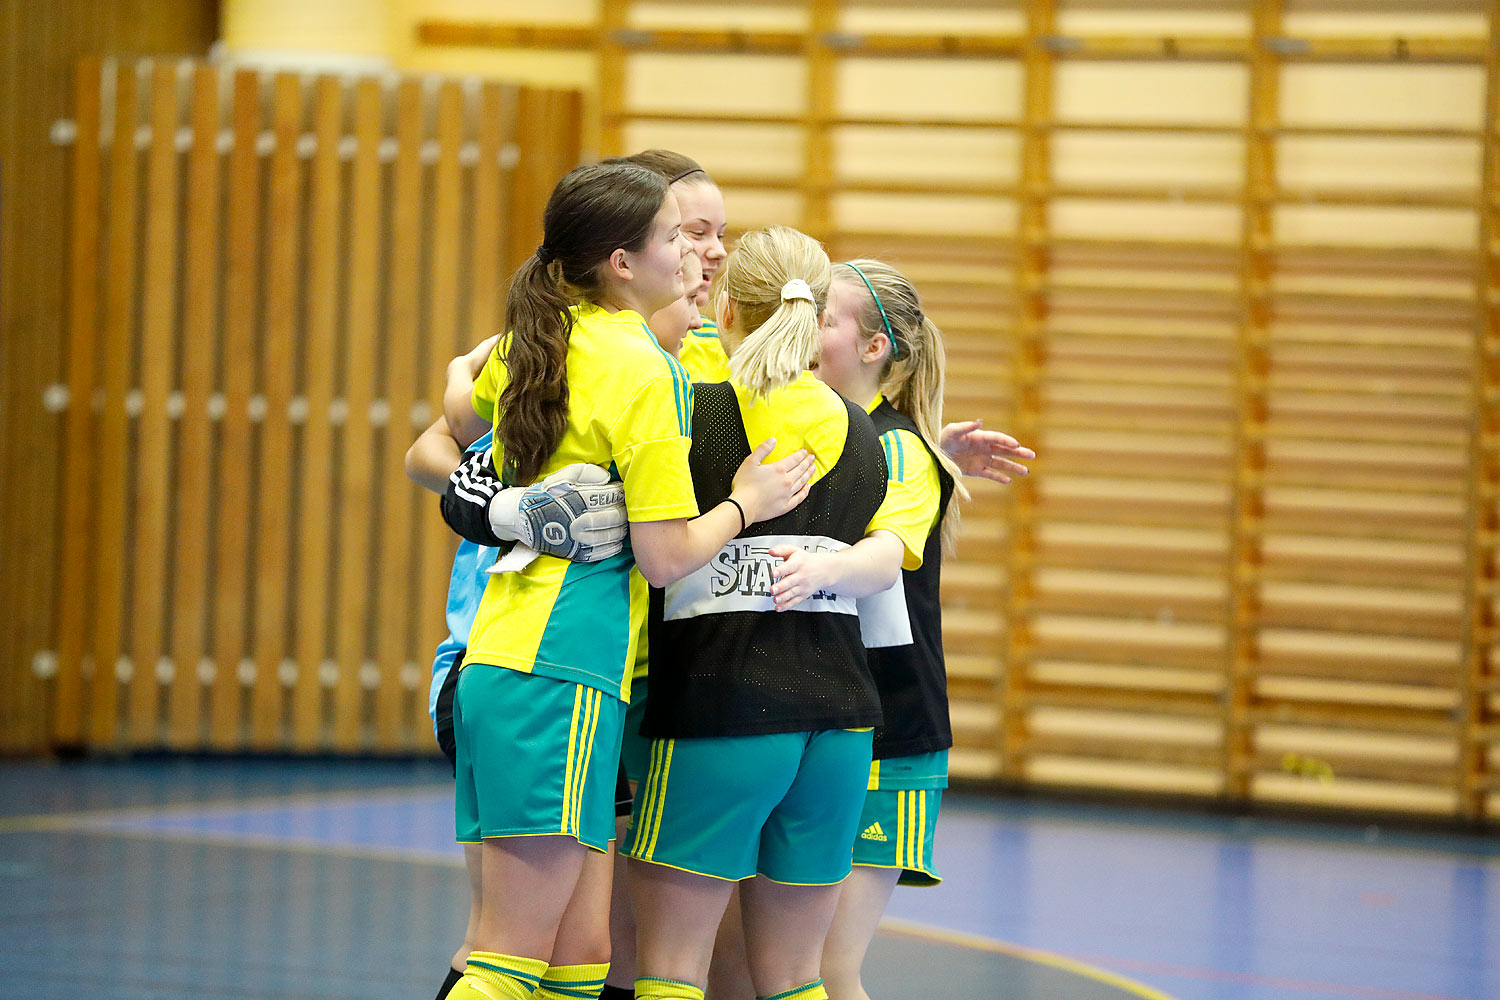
[
  {"xmin": 912, "ymin": 790, "xmax": 925, "ymax": 869},
  {"xmin": 574, "ymin": 690, "xmax": 602, "ymax": 834},
  {"xmin": 561, "ymin": 688, "xmax": 583, "ymax": 835},
  {"xmin": 895, "ymin": 789, "xmax": 906, "ymax": 868},
  {"xmin": 629, "ymin": 740, "xmax": 656, "ymax": 857},
  {"xmin": 638, "ymin": 738, "xmax": 674, "ymax": 861}
]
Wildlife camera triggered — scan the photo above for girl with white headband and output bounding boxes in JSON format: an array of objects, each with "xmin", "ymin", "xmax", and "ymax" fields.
[{"xmin": 623, "ymin": 226, "xmax": 932, "ymax": 1000}]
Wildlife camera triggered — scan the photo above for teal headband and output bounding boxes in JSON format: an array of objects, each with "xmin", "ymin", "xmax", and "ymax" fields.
[{"xmin": 841, "ymin": 262, "xmax": 901, "ymax": 360}]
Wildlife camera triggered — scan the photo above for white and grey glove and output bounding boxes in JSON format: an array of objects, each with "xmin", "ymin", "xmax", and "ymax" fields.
[
  {"xmin": 443, "ymin": 451, "xmax": 628, "ymax": 563},
  {"xmin": 488, "ymin": 462, "xmax": 627, "ymax": 563}
]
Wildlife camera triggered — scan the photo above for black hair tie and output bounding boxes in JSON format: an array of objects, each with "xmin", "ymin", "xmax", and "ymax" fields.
[{"xmin": 536, "ymin": 244, "xmax": 554, "ymax": 265}]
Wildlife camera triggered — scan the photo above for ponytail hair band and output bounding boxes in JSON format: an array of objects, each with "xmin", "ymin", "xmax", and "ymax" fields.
[
  {"xmin": 669, "ymin": 167, "xmax": 707, "ymax": 184},
  {"xmin": 841, "ymin": 261, "xmax": 901, "ymax": 361},
  {"xmin": 536, "ymin": 244, "xmax": 555, "ymax": 265},
  {"xmin": 780, "ymin": 278, "xmax": 815, "ymax": 305}
]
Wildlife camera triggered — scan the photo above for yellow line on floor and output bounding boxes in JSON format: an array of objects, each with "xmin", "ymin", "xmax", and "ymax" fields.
[{"xmin": 878, "ymin": 916, "xmax": 1181, "ymax": 1000}]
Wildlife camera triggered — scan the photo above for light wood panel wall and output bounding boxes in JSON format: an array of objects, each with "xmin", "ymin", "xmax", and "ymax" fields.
[
  {"xmin": 415, "ymin": 0, "xmax": 1499, "ymax": 820},
  {"xmin": 48, "ymin": 58, "xmax": 582, "ymax": 752}
]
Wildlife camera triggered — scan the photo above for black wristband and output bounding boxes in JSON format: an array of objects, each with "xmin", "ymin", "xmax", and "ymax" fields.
[{"xmin": 724, "ymin": 497, "xmax": 747, "ymax": 533}]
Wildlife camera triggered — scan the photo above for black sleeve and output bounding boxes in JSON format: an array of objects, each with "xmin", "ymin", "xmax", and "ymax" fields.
[{"xmin": 440, "ymin": 447, "xmax": 506, "ymax": 547}]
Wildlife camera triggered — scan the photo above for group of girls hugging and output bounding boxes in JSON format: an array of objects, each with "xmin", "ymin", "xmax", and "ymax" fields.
[{"xmin": 403, "ymin": 150, "xmax": 1033, "ymax": 1000}]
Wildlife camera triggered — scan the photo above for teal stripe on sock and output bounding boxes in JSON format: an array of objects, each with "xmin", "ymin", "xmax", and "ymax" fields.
[
  {"xmin": 468, "ymin": 959, "xmax": 543, "ymax": 987},
  {"xmin": 759, "ymin": 980, "xmax": 825, "ymax": 1000}
]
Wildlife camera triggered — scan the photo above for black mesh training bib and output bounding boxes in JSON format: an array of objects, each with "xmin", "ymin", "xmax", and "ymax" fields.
[
  {"xmin": 645, "ymin": 380, "xmax": 888, "ymax": 738},
  {"xmin": 867, "ymin": 401, "xmax": 956, "ymax": 759}
]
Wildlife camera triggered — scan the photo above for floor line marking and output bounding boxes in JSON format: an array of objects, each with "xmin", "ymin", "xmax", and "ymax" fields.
[
  {"xmin": 0, "ymin": 782, "xmax": 454, "ymax": 833},
  {"xmin": 1056, "ymin": 951, "xmax": 1489, "ymax": 1000},
  {"xmin": 5, "ymin": 820, "xmax": 468, "ymax": 867},
  {"xmin": 876, "ymin": 917, "xmax": 1182, "ymax": 1000}
]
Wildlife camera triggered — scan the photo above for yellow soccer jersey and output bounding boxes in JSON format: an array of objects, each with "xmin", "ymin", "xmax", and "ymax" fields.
[
  {"xmin": 464, "ymin": 302, "xmax": 700, "ymax": 700},
  {"xmin": 733, "ymin": 374, "xmax": 924, "ymax": 569},
  {"xmin": 867, "ymin": 394, "xmax": 942, "ymax": 571},
  {"xmin": 678, "ymin": 317, "xmax": 731, "ymax": 383}
]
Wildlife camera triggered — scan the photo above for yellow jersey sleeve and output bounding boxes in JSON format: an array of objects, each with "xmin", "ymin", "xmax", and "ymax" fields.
[
  {"xmin": 609, "ymin": 371, "xmax": 700, "ymax": 522},
  {"xmin": 866, "ymin": 428, "xmax": 940, "ymax": 571},
  {"xmin": 471, "ymin": 346, "xmax": 504, "ymax": 425},
  {"xmin": 679, "ymin": 332, "xmax": 731, "ymax": 383}
]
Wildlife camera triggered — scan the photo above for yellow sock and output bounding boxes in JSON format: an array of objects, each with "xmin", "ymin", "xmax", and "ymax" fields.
[
  {"xmin": 534, "ymin": 962, "xmax": 610, "ymax": 1000},
  {"xmin": 633, "ymin": 977, "xmax": 705, "ymax": 1000},
  {"xmin": 759, "ymin": 981, "xmax": 828, "ymax": 1000},
  {"xmin": 448, "ymin": 951, "xmax": 549, "ymax": 1000}
]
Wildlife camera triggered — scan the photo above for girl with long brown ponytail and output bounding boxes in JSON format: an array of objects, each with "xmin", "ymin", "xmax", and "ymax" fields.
[{"xmin": 438, "ymin": 163, "xmax": 814, "ymax": 1000}]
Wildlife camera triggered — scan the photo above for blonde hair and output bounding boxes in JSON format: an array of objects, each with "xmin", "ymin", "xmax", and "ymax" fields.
[
  {"xmin": 712, "ymin": 225, "xmax": 830, "ymax": 399},
  {"xmin": 837, "ymin": 258, "xmax": 969, "ymax": 549}
]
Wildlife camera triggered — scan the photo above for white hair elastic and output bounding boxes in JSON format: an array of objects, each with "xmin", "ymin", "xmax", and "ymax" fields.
[{"xmin": 780, "ymin": 278, "xmax": 814, "ymax": 304}]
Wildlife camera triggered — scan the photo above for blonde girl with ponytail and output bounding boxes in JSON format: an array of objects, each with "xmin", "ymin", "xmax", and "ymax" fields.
[
  {"xmin": 622, "ymin": 226, "xmax": 929, "ymax": 1000},
  {"xmin": 810, "ymin": 258, "xmax": 991, "ymax": 1000}
]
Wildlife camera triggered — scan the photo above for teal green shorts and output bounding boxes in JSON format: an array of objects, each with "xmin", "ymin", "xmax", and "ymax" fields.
[
  {"xmin": 867, "ymin": 749, "xmax": 949, "ymax": 792},
  {"xmin": 621, "ymin": 676, "xmax": 650, "ymax": 786},
  {"xmin": 453, "ymin": 664, "xmax": 625, "ymax": 852},
  {"xmin": 851, "ymin": 787, "xmax": 943, "ymax": 886},
  {"xmin": 624, "ymin": 728, "xmax": 873, "ymax": 885}
]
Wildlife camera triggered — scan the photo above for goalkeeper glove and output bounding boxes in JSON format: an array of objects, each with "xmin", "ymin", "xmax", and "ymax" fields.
[{"xmin": 444, "ymin": 451, "xmax": 627, "ymax": 563}]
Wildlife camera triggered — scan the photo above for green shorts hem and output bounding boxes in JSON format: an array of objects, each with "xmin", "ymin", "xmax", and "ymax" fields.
[
  {"xmin": 756, "ymin": 872, "xmax": 852, "ymax": 887},
  {"xmin": 851, "ymin": 859, "xmax": 942, "ymax": 887},
  {"xmin": 623, "ymin": 854, "xmax": 751, "ymax": 883},
  {"xmin": 460, "ymin": 829, "xmax": 614, "ymax": 852}
]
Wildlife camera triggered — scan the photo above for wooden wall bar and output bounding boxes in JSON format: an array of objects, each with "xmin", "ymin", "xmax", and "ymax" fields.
[
  {"xmin": 415, "ymin": 0, "xmax": 1497, "ymax": 820},
  {"xmin": 46, "ymin": 59, "xmax": 582, "ymax": 753},
  {"xmin": 17, "ymin": 2, "xmax": 1499, "ymax": 823}
]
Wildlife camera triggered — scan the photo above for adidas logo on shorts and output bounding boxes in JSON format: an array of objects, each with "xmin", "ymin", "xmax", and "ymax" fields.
[{"xmin": 860, "ymin": 822, "xmax": 888, "ymax": 842}]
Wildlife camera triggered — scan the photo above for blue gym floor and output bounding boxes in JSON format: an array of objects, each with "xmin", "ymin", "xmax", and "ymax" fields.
[{"xmin": 0, "ymin": 757, "xmax": 1495, "ymax": 1000}]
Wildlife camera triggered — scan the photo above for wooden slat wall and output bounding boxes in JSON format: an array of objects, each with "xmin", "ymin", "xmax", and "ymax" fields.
[
  {"xmin": 0, "ymin": 0, "xmax": 219, "ymax": 755},
  {"xmin": 47, "ymin": 59, "xmax": 582, "ymax": 752},
  {"xmin": 1467, "ymin": 1, "xmax": 1500, "ymax": 822},
  {"xmin": 413, "ymin": 0, "xmax": 1499, "ymax": 820}
]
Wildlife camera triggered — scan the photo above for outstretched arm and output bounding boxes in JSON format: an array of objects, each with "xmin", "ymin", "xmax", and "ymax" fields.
[{"xmin": 938, "ymin": 419, "xmax": 1035, "ymax": 484}]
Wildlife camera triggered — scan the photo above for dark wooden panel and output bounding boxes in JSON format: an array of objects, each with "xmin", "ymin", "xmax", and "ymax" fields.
[
  {"xmin": 331, "ymin": 77, "xmax": 384, "ymax": 751},
  {"xmin": 0, "ymin": 0, "xmax": 219, "ymax": 753},
  {"xmin": 89, "ymin": 58, "xmax": 141, "ymax": 747},
  {"xmin": 49, "ymin": 55, "xmax": 103, "ymax": 748},
  {"xmin": 207, "ymin": 69, "xmax": 263, "ymax": 750},
  {"xmin": 127, "ymin": 60, "xmax": 185, "ymax": 744},
  {"xmin": 374, "ymin": 78, "xmax": 424, "ymax": 750},
  {"xmin": 166, "ymin": 63, "xmax": 221, "ymax": 750},
  {"xmin": 250, "ymin": 72, "xmax": 304, "ymax": 749}
]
